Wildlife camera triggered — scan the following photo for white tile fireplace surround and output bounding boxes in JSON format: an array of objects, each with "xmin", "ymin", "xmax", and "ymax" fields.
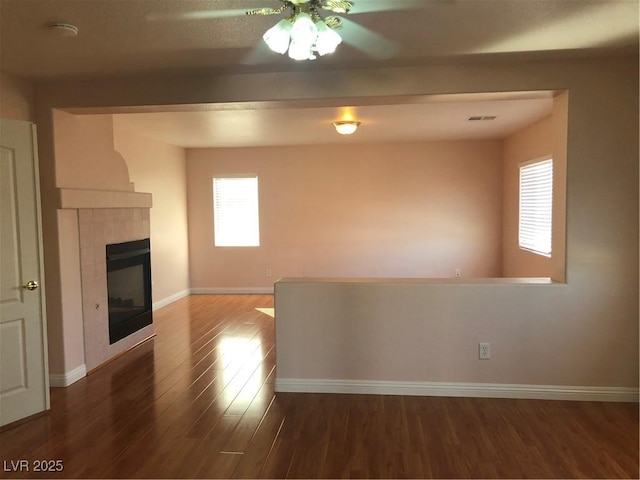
[{"xmin": 78, "ymin": 207, "xmax": 153, "ymax": 371}]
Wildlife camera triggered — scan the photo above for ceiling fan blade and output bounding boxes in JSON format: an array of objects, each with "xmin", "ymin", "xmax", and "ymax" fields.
[
  {"xmin": 246, "ymin": 6, "xmax": 288, "ymax": 16},
  {"xmin": 146, "ymin": 8, "xmax": 254, "ymax": 22},
  {"xmin": 320, "ymin": 1, "xmax": 355, "ymax": 14},
  {"xmin": 338, "ymin": 18, "xmax": 400, "ymax": 59}
]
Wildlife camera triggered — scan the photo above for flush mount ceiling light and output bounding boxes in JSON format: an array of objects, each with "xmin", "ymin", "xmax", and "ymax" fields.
[
  {"xmin": 332, "ymin": 120, "xmax": 361, "ymax": 135},
  {"xmin": 249, "ymin": 0, "xmax": 352, "ymax": 60}
]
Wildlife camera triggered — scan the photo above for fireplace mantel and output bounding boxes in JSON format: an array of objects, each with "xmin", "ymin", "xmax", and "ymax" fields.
[{"xmin": 57, "ymin": 188, "xmax": 152, "ymax": 209}]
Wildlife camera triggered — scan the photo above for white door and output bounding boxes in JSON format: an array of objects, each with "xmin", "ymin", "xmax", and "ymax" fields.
[{"xmin": 0, "ymin": 118, "xmax": 49, "ymax": 427}]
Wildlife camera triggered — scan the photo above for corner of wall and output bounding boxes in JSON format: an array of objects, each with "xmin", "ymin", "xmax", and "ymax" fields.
[
  {"xmin": 49, "ymin": 364, "xmax": 86, "ymax": 387},
  {"xmin": 550, "ymin": 91, "xmax": 569, "ymax": 283},
  {"xmin": 0, "ymin": 71, "xmax": 35, "ymax": 122}
]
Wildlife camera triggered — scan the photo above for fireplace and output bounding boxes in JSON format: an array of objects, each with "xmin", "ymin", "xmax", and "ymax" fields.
[{"xmin": 106, "ymin": 238, "xmax": 152, "ymax": 344}]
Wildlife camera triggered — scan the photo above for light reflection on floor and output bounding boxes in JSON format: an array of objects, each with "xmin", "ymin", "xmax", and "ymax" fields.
[
  {"xmin": 219, "ymin": 337, "xmax": 263, "ymax": 405},
  {"xmin": 255, "ymin": 307, "xmax": 274, "ymax": 317}
]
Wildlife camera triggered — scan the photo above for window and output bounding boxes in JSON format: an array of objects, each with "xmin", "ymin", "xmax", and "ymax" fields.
[
  {"xmin": 213, "ymin": 176, "xmax": 260, "ymax": 247},
  {"xmin": 519, "ymin": 158, "xmax": 553, "ymax": 256}
]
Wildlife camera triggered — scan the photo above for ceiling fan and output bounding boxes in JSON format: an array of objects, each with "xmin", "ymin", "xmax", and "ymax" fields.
[
  {"xmin": 147, "ymin": 0, "xmax": 429, "ymax": 63},
  {"xmin": 246, "ymin": 0, "xmax": 354, "ymax": 60}
]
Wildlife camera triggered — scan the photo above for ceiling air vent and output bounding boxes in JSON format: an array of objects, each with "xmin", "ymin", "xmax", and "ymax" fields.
[{"xmin": 468, "ymin": 116, "xmax": 497, "ymax": 121}]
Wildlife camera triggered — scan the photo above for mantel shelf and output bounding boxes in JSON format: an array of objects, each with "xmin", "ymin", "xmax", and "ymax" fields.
[{"xmin": 57, "ymin": 188, "xmax": 152, "ymax": 209}]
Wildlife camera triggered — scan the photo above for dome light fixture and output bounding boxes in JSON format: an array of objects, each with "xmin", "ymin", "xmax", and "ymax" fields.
[{"xmin": 332, "ymin": 121, "xmax": 361, "ymax": 135}]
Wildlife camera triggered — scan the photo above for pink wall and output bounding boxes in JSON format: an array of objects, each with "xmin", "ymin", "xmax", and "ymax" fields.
[
  {"xmin": 31, "ymin": 56, "xmax": 638, "ymax": 390},
  {"xmin": 53, "ymin": 112, "xmax": 132, "ymax": 191},
  {"xmin": 0, "ymin": 72, "xmax": 34, "ymax": 122},
  {"xmin": 502, "ymin": 93, "xmax": 568, "ymax": 280},
  {"xmin": 187, "ymin": 140, "xmax": 503, "ymax": 288},
  {"xmin": 275, "ymin": 277, "xmax": 636, "ymax": 396},
  {"xmin": 113, "ymin": 119, "xmax": 190, "ymax": 305}
]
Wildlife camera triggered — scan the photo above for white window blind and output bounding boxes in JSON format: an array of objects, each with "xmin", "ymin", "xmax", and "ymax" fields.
[
  {"xmin": 213, "ymin": 176, "xmax": 260, "ymax": 247},
  {"xmin": 519, "ymin": 158, "xmax": 553, "ymax": 256}
]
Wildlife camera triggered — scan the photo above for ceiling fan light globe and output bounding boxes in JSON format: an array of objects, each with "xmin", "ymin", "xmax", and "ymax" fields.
[
  {"xmin": 291, "ymin": 12, "xmax": 318, "ymax": 45},
  {"xmin": 263, "ymin": 19, "xmax": 292, "ymax": 54},
  {"xmin": 288, "ymin": 40, "xmax": 314, "ymax": 60},
  {"xmin": 315, "ymin": 20, "xmax": 342, "ymax": 56}
]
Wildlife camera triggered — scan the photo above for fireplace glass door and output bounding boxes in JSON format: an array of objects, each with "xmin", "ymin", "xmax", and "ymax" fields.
[{"xmin": 106, "ymin": 238, "xmax": 152, "ymax": 344}]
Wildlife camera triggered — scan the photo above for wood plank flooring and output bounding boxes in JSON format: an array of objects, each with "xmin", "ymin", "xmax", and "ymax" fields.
[{"xmin": 0, "ymin": 294, "xmax": 637, "ymax": 478}]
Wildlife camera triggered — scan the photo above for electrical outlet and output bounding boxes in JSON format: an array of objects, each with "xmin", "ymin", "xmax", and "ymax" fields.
[
  {"xmin": 265, "ymin": 268, "xmax": 272, "ymax": 277},
  {"xmin": 455, "ymin": 269, "xmax": 461, "ymax": 277},
  {"xmin": 479, "ymin": 342, "xmax": 490, "ymax": 359}
]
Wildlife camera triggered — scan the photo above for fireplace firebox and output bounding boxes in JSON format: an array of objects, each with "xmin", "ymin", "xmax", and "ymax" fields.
[{"xmin": 106, "ymin": 238, "xmax": 152, "ymax": 344}]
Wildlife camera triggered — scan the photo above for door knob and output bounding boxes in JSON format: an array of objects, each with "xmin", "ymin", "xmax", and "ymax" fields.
[{"xmin": 23, "ymin": 280, "xmax": 39, "ymax": 291}]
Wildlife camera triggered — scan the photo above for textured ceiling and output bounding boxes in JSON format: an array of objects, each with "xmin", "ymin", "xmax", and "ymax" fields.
[
  {"xmin": 114, "ymin": 94, "xmax": 554, "ymax": 148},
  {"xmin": 1, "ymin": 0, "xmax": 635, "ymax": 147},
  {"xmin": 0, "ymin": 0, "xmax": 637, "ymax": 81}
]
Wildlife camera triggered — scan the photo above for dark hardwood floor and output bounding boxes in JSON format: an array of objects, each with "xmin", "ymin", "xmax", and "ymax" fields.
[{"xmin": 0, "ymin": 294, "xmax": 637, "ymax": 479}]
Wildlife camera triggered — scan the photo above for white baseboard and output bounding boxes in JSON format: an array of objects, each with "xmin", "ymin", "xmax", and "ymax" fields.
[
  {"xmin": 49, "ymin": 364, "xmax": 87, "ymax": 387},
  {"xmin": 153, "ymin": 289, "xmax": 191, "ymax": 310},
  {"xmin": 191, "ymin": 287, "xmax": 274, "ymax": 295},
  {"xmin": 275, "ymin": 378, "xmax": 639, "ymax": 403}
]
